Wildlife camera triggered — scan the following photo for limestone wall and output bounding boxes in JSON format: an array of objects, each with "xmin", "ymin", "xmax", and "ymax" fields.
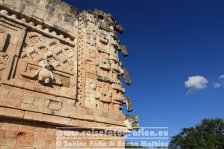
[
  {"xmin": 0, "ymin": 0, "xmax": 78, "ymax": 35},
  {"xmin": 0, "ymin": 0, "xmax": 137, "ymax": 148}
]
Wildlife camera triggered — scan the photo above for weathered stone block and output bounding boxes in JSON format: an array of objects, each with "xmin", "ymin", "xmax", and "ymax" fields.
[
  {"xmin": 0, "ymin": 107, "xmax": 24, "ymax": 119},
  {"xmin": 34, "ymin": 132, "xmax": 47, "ymax": 147},
  {"xmin": 16, "ymin": 135, "xmax": 34, "ymax": 147},
  {"xmin": 48, "ymin": 100, "xmax": 62, "ymax": 111},
  {"xmin": 22, "ymin": 95, "xmax": 35, "ymax": 104},
  {"xmin": 0, "ymin": 89, "xmax": 9, "ymax": 100}
]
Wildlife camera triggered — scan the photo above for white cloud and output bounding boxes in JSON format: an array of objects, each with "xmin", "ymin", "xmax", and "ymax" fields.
[
  {"xmin": 213, "ymin": 82, "xmax": 221, "ymax": 88},
  {"xmin": 212, "ymin": 74, "xmax": 224, "ymax": 88},
  {"xmin": 219, "ymin": 75, "xmax": 224, "ymax": 80},
  {"xmin": 185, "ymin": 76, "xmax": 208, "ymax": 94}
]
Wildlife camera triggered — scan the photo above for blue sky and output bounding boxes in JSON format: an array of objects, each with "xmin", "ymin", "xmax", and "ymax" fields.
[{"xmin": 65, "ymin": 0, "xmax": 224, "ymax": 140}]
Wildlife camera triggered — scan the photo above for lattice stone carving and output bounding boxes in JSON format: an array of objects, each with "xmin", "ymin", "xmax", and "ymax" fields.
[{"xmin": 22, "ymin": 32, "xmax": 75, "ymax": 73}]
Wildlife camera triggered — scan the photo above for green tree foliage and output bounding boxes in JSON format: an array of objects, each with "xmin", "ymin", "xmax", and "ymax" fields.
[{"xmin": 169, "ymin": 118, "xmax": 224, "ymax": 149}]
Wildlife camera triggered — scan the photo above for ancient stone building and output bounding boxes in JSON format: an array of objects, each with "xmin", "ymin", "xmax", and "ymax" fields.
[{"xmin": 0, "ymin": 0, "xmax": 138, "ymax": 148}]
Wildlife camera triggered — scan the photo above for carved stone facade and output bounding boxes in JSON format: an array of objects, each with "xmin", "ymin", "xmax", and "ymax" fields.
[{"xmin": 0, "ymin": 0, "xmax": 138, "ymax": 148}]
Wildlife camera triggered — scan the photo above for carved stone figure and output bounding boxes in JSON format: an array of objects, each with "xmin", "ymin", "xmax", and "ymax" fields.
[
  {"xmin": 124, "ymin": 115, "xmax": 139, "ymax": 130},
  {"xmin": 99, "ymin": 21, "xmax": 113, "ymax": 32},
  {"xmin": 122, "ymin": 68, "xmax": 132, "ymax": 86},
  {"xmin": 99, "ymin": 33, "xmax": 109, "ymax": 44},
  {"xmin": 123, "ymin": 97, "xmax": 133, "ymax": 112},
  {"xmin": 93, "ymin": 9, "xmax": 123, "ymax": 34},
  {"xmin": 119, "ymin": 45, "xmax": 128, "ymax": 57},
  {"xmin": 21, "ymin": 59, "xmax": 63, "ymax": 86},
  {"xmin": 115, "ymin": 24, "xmax": 124, "ymax": 34},
  {"xmin": 34, "ymin": 59, "xmax": 55, "ymax": 85}
]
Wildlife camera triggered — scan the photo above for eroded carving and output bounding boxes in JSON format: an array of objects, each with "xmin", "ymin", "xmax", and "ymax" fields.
[
  {"xmin": 85, "ymin": 78, "xmax": 100, "ymax": 107},
  {"xmin": 119, "ymin": 45, "xmax": 128, "ymax": 57},
  {"xmin": 97, "ymin": 48, "xmax": 110, "ymax": 54},
  {"xmin": 99, "ymin": 59, "xmax": 111, "ymax": 71},
  {"xmin": 0, "ymin": 53, "xmax": 8, "ymax": 73},
  {"xmin": 122, "ymin": 68, "xmax": 132, "ymax": 86},
  {"xmin": 78, "ymin": 10, "xmax": 136, "ymax": 124},
  {"xmin": 98, "ymin": 21, "xmax": 113, "ymax": 32},
  {"xmin": 124, "ymin": 115, "xmax": 139, "ymax": 130},
  {"xmin": 86, "ymin": 33, "xmax": 96, "ymax": 46},
  {"xmin": 21, "ymin": 59, "xmax": 63, "ymax": 87},
  {"xmin": 22, "ymin": 32, "xmax": 75, "ymax": 73},
  {"xmin": 34, "ymin": 59, "xmax": 55, "ymax": 85},
  {"xmin": 97, "ymin": 75, "xmax": 114, "ymax": 83},
  {"xmin": 112, "ymin": 83, "xmax": 125, "ymax": 93},
  {"xmin": 115, "ymin": 24, "xmax": 124, "ymax": 34},
  {"xmin": 110, "ymin": 35, "xmax": 119, "ymax": 49},
  {"xmin": 99, "ymin": 33, "xmax": 109, "ymax": 45},
  {"xmin": 123, "ymin": 97, "xmax": 133, "ymax": 112},
  {"xmin": 93, "ymin": 9, "xmax": 123, "ymax": 34}
]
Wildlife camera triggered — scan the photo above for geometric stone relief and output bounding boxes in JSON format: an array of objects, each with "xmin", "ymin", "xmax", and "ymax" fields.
[
  {"xmin": 0, "ymin": 29, "xmax": 9, "ymax": 79},
  {"xmin": 0, "ymin": 26, "xmax": 79, "ymax": 106},
  {"xmin": 18, "ymin": 32, "xmax": 76, "ymax": 89},
  {"xmin": 0, "ymin": 19, "xmax": 28, "ymax": 84},
  {"xmin": 85, "ymin": 78, "xmax": 100, "ymax": 108},
  {"xmin": 21, "ymin": 32, "xmax": 75, "ymax": 73},
  {"xmin": 78, "ymin": 10, "xmax": 134, "ymax": 118},
  {"xmin": 0, "ymin": 52, "xmax": 8, "ymax": 80},
  {"xmin": 0, "ymin": 29, "xmax": 9, "ymax": 52}
]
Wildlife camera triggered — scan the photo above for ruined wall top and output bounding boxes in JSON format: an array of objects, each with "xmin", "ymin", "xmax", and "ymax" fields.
[{"xmin": 0, "ymin": 0, "xmax": 78, "ymax": 35}]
